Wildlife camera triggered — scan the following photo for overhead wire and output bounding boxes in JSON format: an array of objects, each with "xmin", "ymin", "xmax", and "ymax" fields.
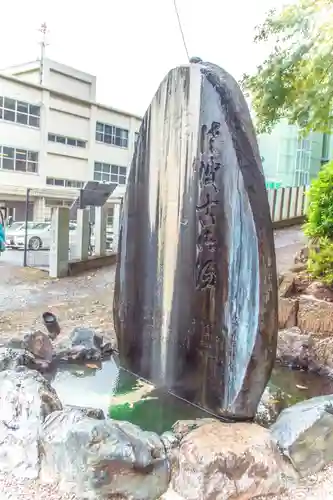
[{"xmin": 173, "ymin": 0, "xmax": 190, "ymax": 62}]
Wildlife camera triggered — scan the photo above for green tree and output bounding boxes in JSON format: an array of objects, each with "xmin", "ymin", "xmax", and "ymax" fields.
[{"xmin": 242, "ymin": 0, "xmax": 333, "ymax": 134}]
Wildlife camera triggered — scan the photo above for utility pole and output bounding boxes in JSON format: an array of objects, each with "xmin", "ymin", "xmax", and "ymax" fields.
[{"xmin": 38, "ymin": 22, "xmax": 49, "ymax": 85}]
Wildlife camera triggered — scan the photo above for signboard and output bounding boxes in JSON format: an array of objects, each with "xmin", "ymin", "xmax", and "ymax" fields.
[
  {"xmin": 70, "ymin": 181, "xmax": 117, "ymax": 220},
  {"xmin": 266, "ymin": 181, "xmax": 282, "ymax": 189}
]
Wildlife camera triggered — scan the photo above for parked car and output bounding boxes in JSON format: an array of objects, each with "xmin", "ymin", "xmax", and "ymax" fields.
[
  {"xmin": 13, "ymin": 222, "xmax": 77, "ymax": 250},
  {"xmin": 5, "ymin": 222, "xmax": 36, "ymax": 249}
]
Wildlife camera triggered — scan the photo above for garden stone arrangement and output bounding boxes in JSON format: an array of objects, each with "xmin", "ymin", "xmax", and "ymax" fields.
[{"xmin": 1, "ymin": 342, "xmax": 333, "ymax": 499}]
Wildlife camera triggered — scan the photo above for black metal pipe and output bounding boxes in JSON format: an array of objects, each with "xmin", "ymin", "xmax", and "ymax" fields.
[{"xmin": 23, "ymin": 188, "xmax": 30, "ymax": 267}]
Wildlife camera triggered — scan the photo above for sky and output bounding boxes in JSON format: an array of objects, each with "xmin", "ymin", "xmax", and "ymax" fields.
[{"xmin": 0, "ymin": 0, "xmax": 285, "ymax": 117}]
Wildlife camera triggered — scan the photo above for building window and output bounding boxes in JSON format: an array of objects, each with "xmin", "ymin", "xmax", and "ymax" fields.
[
  {"xmin": 45, "ymin": 198, "xmax": 72, "ymax": 208},
  {"xmin": 107, "ymin": 206, "xmax": 114, "ymax": 226},
  {"xmin": 0, "ymin": 96, "xmax": 40, "ymax": 128},
  {"xmin": 0, "ymin": 145, "xmax": 38, "ymax": 173},
  {"xmin": 134, "ymin": 132, "xmax": 140, "ymax": 144},
  {"xmin": 46, "ymin": 177, "xmax": 85, "ymax": 188},
  {"xmin": 294, "ymin": 137, "xmax": 311, "ymax": 186},
  {"xmin": 94, "ymin": 162, "xmax": 127, "ymax": 184},
  {"xmin": 95, "ymin": 122, "xmax": 129, "ymax": 148},
  {"xmin": 48, "ymin": 133, "xmax": 87, "ymax": 148}
]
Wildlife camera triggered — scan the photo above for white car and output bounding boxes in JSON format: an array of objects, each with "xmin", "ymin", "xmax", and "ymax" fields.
[
  {"xmin": 5, "ymin": 222, "xmax": 37, "ymax": 249},
  {"xmin": 13, "ymin": 222, "xmax": 77, "ymax": 250}
]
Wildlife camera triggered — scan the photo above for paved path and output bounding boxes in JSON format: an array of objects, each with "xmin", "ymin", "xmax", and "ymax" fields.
[{"xmin": 274, "ymin": 225, "xmax": 306, "ymax": 273}]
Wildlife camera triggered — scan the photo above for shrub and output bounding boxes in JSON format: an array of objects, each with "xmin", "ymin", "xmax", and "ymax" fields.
[
  {"xmin": 304, "ymin": 161, "xmax": 333, "ymax": 241},
  {"xmin": 307, "ymin": 239, "xmax": 333, "ymax": 286},
  {"xmin": 305, "ymin": 161, "xmax": 333, "ymax": 286}
]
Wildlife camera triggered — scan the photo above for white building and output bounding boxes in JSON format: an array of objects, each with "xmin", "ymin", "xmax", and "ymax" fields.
[{"xmin": 0, "ymin": 58, "xmax": 142, "ymax": 223}]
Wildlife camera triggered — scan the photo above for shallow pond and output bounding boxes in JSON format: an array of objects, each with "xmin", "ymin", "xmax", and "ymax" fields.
[
  {"xmin": 46, "ymin": 357, "xmax": 208, "ymax": 435},
  {"xmin": 46, "ymin": 357, "xmax": 333, "ymax": 433}
]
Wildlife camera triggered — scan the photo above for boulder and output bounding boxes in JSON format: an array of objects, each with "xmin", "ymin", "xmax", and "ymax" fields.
[
  {"xmin": 0, "ymin": 346, "xmax": 36, "ymax": 371},
  {"xmin": 0, "ymin": 367, "xmax": 62, "ymax": 479},
  {"xmin": 271, "ymin": 395, "xmax": 333, "ymax": 477},
  {"xmin": 172, "ymin": 421, "xmax": 294, "ymax": 500},
  {"xmin": 278, "ymin": 298, "xmax": 299, "ymax": 329},
  {"xmin": 171, "ymin": 418, "xmax": 217, "ymax": 442},
  {"xmin": 40, "ymin": 408, "xmax": 170, "ymax": 499},
  {"xmin": 255, "ymin": 386, "xmax": 289, "ymax": 428},
  {"xmin": 276, "ymin": 327, "xmax": 315, "ymax": 370},
  {"xmin": 54, "ymin": 327, "xmax": 103, "ymax": 362},
  {"xmin": 294, "ymin": 246, "xmax": 309, "ymax": 265},
  {"xmin": 279, "ymin": 273, "xmax": 296, "ymax": 298},
  {"xmin": 298, "ymin": 298, "xmax": 333, "ymax": 335},
  {"xmin": 64, "ymin": 404, "xmax": 105, "ymax": 420},
  {"xmin": 23, "ymin": 330, "xmax": 53, "ymax": 362},
  {"xmin": 304, "ymin": 281, "xmax": 333, "ymax": 302},
  {"xmin": 160, "ymin": 431, "xmax": 180, "ymax": 452}
]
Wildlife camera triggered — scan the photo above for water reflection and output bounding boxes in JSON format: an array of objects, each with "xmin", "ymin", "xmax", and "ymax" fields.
[
  {"xmin": 257, "ymin": 367, "xmax": 333, "ymax": 426},
  {"xmin": 47, "ymin": 359, "xmax": 333, "ymax": 433},
  {"xmin": 47, "ymin": 356, "xmax": 208, "ymax": 434}
]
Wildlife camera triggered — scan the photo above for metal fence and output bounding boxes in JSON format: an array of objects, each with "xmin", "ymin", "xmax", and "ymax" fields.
[
  {"xmin": 4, "ymin": 185, "xmax": 308, "ymax": 271},
  {"xmin": 25, "ymin": 237, "xmax": 115, "ymax": 271},
  {"xmin": 267, "ymin": 185, "xmax": 307, "ymax": 223}
]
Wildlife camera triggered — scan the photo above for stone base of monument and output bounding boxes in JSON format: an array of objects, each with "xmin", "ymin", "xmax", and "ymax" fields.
[{"xmin": 1, "ymin": 344, "xmax": 333, "ymax": 499}]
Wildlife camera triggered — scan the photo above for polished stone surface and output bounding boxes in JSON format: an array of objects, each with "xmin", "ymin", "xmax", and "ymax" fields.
[{"xmin": 113, "ymin": 61, "xmax": 278, "ymax": 420}]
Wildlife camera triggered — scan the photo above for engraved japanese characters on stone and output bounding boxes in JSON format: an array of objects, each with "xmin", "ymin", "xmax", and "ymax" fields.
[{"xmin": 196, "ymin": 260, "xmax": 217, "ymax": 290}]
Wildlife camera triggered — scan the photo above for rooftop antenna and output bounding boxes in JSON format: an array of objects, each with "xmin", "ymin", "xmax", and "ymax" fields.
[{"xmin": 38, "ymin": 22, "xmax": 49, "ymax": 85}]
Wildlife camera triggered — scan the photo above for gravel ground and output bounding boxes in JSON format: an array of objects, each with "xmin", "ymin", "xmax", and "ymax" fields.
[
  {"xmin": 0, "ymin": 474, "xmax": 78, "ymax": 500},
  {"xmin": 1, "ymin": 467, "xmax": 333, "ymax": 500}
]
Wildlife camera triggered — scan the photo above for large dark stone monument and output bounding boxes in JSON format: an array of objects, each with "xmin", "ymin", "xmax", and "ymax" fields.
[{"xmin": 113, "ymin": 60, "xmax": 278, "ymax": 420}]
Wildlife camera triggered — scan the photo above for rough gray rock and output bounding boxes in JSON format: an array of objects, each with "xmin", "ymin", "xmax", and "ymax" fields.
[
  {"xmin": 171, "ymin": 418, "xmax": 217, "ymax": 442},
  {"xmin": 23, "ymin": 331, "xmax": 53, "ymax": 362},
  {"xmin": 172, "ymin": 421, "xmax": 294, "ymax": 500},
  {"xmin": 271, "ymin": 395, "xmax": 333, "ymax": 477},
  {"xmin": 40, "ymin": 408, "xmax": 170, "ymax": 499},
  {"xmin": 54, "ymin": 327, "xmax": 103, "ymax": 362},
  {"xmin": 277, "ymin": 327, "xmax": 316, "ymax": 371},
  {"xmin": 0, "ymin": 347, "xmax": 36, "ymax": 371},
  {"xmin": 63, "ymin": 404, "xmax": 105, "ymax": 420},
  {"xmin": 255, "ymin": 386, "xmax": 290, "ymax": 428},
  {"xmin": 160, "ymin": 431, "xmax": 179, "ymax": 452},
  {"xmin": 0, "ymin": 367, "xmax": 62, "ymax": 479}
]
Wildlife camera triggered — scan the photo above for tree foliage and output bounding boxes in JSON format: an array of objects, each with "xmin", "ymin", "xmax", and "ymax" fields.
[{"xmin": 242, "ymin": 0, "xmax": 333, "ymax": 134}]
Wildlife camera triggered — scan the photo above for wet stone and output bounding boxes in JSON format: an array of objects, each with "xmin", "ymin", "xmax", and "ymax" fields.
[
  {"xmin": 271, "ymin": 395, "xmax": 333, "ymax": 477},
  {"xmin": 54, "ymin": 327, "xmax": 103, "ymax": 363},
  {"xmin": 0, "ymin": 366, "xmax": 62, "ymax": 479},
  {"xmin": 40, "ymin": 408, "xmax": 170, "ymax": 499},
  {"xmin": 64, "ymin": 404, "xmax": 105, "ymax": 420},
  {"xmin": 172, "ymin": 421, "xmax": 294, "ymax": 500},
  {"xmin": 23, "ymin": 330, "xmax": 53, "ymax": 363},
  {"xmin": 70, "ymin": 327, "xmax": 103, "ymax": 350},
  {"xmin": 0, "ymin": 346, "xmax": 36, "ymax": 371}
]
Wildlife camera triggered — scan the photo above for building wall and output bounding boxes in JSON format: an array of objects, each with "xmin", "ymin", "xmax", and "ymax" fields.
[
  {"xmin": 0, "ymin": 59, "xmax": 141, "ymax": 220},
  {"xmin": 258, "ymin": 120, "xmax": 325, "ymax": 187}
]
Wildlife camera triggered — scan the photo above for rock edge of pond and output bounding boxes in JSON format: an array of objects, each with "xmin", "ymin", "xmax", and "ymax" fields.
[{"xmin": 1, "ymin": 338, "xmax": 333, "ymax": 499}]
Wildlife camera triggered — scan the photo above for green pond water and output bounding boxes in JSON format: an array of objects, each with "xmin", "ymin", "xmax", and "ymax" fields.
[{"xmin": 46, "ymin": 356, "xmax": 333, "ymax": 434}]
